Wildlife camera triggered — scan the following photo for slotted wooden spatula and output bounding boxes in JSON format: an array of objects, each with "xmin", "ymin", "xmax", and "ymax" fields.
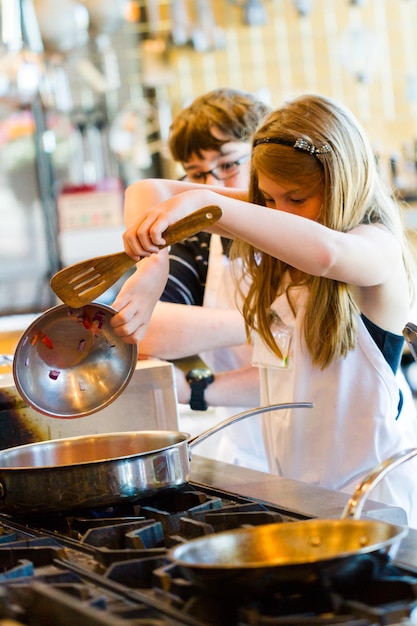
[{"xmin": 50, "ymin": 205, "xmax": 222, "ymax": 308}]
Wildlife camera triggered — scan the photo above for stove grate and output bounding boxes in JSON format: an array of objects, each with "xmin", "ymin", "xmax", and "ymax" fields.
[{"xmin": 0, "ymin": 484, "xmax": 413, "ymax": 625}]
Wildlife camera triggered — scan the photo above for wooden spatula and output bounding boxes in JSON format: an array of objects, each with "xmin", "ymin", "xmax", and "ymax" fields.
[{"xmin": 50, "ymin": 205, "xmax": 222, "ymax": 308}]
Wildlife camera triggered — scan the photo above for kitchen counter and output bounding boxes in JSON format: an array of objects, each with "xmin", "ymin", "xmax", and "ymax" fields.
[
  {"xmin": 190, "ymin": 455, "xmax": 409, "ymax": 521},
  {"xmin": 0, "ymin": 359, "xmax": 179, "ymax": 447},
  {"xmin": 190, "ymin": 455, "xmax": 417, "ymax": 572}
]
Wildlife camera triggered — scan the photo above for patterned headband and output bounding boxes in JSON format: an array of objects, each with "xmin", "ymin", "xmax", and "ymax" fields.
[{"xmin": 253, "ymin": 137, "xmax": 331, "ymax": 162}]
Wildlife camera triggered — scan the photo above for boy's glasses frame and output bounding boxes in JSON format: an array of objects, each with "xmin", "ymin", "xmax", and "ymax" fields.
[{"xmin": 182, "ymin": 154, "xmax": 250, "ymax": 183}]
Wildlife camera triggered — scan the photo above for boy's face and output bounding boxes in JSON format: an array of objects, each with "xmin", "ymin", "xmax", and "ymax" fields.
[{"xmin": 182, "ymin": 141, "xmax": 251, "ymax": 188}]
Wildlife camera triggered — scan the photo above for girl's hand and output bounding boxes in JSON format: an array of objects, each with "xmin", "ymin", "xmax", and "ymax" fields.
[{"xmin": 122, "ymin": 190, "xmax": 219, "ymax": 259}]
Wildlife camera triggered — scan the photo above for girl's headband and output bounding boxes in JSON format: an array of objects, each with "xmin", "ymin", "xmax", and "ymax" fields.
[{"xmin": 253, "ymin": 137, "xmax": 331, "ymax": 162}]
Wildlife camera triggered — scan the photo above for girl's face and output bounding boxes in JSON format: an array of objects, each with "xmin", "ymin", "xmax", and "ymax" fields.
[{"xmin": 257, "ymin": 172, "xmax": 323, "ymax": 221}]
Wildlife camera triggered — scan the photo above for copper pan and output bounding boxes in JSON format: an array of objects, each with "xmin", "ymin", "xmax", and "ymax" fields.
[{"xmin": 168, "ymin": 448, "xmax": 416, "ymax": 594}]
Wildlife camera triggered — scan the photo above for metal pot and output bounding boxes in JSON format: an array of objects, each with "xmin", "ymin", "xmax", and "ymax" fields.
[
  {"xmin": 168, "ymin": 448, "xmax": 416, "ymax": 595},
  {"xmin": 0, "ymin": 402, "xmax": 312, "ymax": 513}
]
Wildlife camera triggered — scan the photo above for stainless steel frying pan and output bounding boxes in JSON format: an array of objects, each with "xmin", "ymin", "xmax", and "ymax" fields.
[{"xmin": 0, "ymin": 402, "xmax": 312, "ymax": 513}]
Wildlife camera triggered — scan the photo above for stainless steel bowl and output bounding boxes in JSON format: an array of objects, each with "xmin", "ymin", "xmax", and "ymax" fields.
[{"xmin": 12, "ymin": 303, "xmax": 138, "ymax": 419}]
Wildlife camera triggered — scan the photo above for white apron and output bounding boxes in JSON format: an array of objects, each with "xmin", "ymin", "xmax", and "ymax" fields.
[
  {"xmin": 196, "ymin": 235, "xmax": 268, "ymax": 472},
  {"xmin": 252, "ymin": 282, "xmax": 417, "ymax": 527}
]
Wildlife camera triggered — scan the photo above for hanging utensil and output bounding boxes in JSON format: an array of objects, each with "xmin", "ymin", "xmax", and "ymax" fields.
[
  {"xmin": 50, "ymin": 205, "xmax": 222, "ymax": 307},
  {"xmin": 243, "ymin": 0, "xmax": 267, "ymax": 26},
  {"xmin": 170, "ymin": 0, "xmax": 192, "ymax": 46},
  {"xmin": 191, "ymin": 0, "xmax": 225, "ymax": 52}
]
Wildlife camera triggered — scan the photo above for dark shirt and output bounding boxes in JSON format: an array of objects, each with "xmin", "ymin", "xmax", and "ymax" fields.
[
  {"xmin": 361, "ymin": 314, "xmax": 405, "ymax": 419},
  {"xmin": 160, "ymin": 233, "xmax": 211, "ymax": 305},
  {"xmin": 160, "ymin": 234, "xmax": 232, "ymax": 306},
  {"xmin": 361, "ymin": 313, "xmax": 403, "ymax": 374}
]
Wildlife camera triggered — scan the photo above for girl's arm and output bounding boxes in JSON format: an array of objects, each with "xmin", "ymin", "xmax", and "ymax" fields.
[
  {"xmin": 123, "ymin": 185, "xmax": 401, "ymax": 289},
  {"xmin": 124, "ymin": 178, "xmax": 247, "ymax": 228},
  {"xmin": 116, "ymin": 179, "xmax": 408, "ymax": 339}
]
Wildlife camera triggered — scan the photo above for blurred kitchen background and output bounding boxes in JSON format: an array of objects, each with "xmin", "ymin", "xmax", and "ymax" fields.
[{"xmin": 2, "ymin": 0, "xmax": 417, "ymax": 317}]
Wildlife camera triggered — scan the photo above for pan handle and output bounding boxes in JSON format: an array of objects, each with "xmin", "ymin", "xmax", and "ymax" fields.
[
  {"xmin": 188, "ymin": 402, "xmax": 314, "ymax": 449},
  {"xmin": 342, "ymin": 447, "xmax": 417, "ymax": 520},
  {"xmin": 0, "ymin": 480, "xmax": 6, "ymax": 503},
  {"xmin": 403, "ymin": 322, "xmax": 417, "ymax": 361}
]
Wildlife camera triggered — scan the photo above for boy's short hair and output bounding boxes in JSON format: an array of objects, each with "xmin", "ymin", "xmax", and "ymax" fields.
[{"xmin": 168, "ymin": 88, "xmax": 271, "ymax": 162}]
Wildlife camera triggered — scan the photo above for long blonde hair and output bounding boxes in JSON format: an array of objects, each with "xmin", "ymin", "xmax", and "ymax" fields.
[{"xmin": 231, "ymin": 93, "xmax": 416, "ymax": 369}]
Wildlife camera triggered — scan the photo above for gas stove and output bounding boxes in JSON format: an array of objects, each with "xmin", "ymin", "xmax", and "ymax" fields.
[{"xmin": 0, "ymin": 460, "xmax": 415, "ymax": 626}]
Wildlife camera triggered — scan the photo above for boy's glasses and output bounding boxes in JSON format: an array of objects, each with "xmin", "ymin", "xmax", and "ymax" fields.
[{"xmin": 182, "ymin": 154, "xmax": 250, "ymax": 183}]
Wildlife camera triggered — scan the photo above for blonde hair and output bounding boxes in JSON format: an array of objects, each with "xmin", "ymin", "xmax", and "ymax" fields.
[{"xmin": 231, "ymin": 93, "xmax": 416, "ymax": 368}]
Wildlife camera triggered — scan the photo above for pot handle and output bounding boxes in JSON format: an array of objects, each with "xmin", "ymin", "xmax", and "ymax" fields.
[
  {"xmin": 188, "ymin": 402, "xmax": 314, "ymax": 448},
  {"xmin": 342, "ymin": 447, "xmax": 417, "ymax": 520}
]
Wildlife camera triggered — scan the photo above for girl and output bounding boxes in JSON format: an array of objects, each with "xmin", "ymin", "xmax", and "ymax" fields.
[{"xmin": 113, "ymin": 93, "xmax": 417, "ymax": 526}]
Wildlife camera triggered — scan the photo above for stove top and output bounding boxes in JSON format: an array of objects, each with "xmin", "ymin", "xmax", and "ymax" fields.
[{"xmin": 0, "ymin": 482, "xmax": 415, "ymax": 626}]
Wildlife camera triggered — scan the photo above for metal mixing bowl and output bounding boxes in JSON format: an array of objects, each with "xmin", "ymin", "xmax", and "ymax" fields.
[{"xmin": 12, "ymin": 303, "xmax": 138, "ymax": 419}]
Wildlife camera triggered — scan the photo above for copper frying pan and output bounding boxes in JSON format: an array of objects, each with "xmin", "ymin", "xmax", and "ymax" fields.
[{"xmin": 168, "ymin": 448, "xmax": 417, "ymax": 594}]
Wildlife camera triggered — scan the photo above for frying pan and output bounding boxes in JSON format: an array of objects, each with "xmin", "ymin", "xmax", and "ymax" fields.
[
  {"xmin": 169, "ymin": 519, "xmax": 406, "ymax": 595},
  {"xmin": 0, "ymin": 402, "xmax": 312, "ymax": 514},
  {"xmin": 168, "ymin": 447, "xmax": 417, "ymax": 595}
]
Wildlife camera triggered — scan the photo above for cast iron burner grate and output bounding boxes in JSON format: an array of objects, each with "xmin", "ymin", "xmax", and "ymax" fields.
[{"xmin": 0, "ymin": 484, "xmax": 414, "ymax": 625}]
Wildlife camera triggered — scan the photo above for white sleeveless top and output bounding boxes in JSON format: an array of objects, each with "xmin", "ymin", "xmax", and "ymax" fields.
[
  {"xmin": 196, "ymin": 235, "xmax": 268, "ymax": 472},
  {"xmin": 252, "ymin": 281, "xmax": 417, "ymax": 527}
]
